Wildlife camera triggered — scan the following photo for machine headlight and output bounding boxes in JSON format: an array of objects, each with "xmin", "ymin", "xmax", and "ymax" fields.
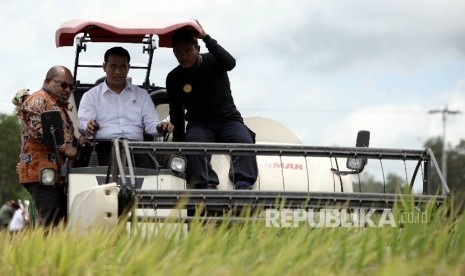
[
  {"xmin": 40, "ymin": 168, "xmax": 56, "ymax": 185},
  {"xmin": 168, "ymin": 155, "xmax": 186, "ymax": 173}
]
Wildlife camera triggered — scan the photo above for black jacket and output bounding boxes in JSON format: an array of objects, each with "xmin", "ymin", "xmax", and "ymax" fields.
[{"xmin": 166, "ymin": 35, "xmax": 243, "ymax": 141}]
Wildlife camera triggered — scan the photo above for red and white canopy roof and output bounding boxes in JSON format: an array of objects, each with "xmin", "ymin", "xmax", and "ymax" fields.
[{"xmin": 56, "ymin": 18, "xmax": 202, "ymax": 48}]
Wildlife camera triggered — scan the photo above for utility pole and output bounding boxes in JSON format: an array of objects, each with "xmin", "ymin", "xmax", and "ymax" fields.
[{"xmin": 428, "ymin": 105, "xmax": 460, "ymax": 182}]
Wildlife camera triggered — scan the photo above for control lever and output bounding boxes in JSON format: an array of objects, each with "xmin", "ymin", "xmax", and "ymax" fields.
[{"xmin": 88, "ymin": 122, "xmax": 100, "ymax": 167}]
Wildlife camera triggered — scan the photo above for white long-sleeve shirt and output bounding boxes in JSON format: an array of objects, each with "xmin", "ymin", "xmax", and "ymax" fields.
[{"xmin": 78, "ymin": 81, "xmax": 160, "ymax": 141}]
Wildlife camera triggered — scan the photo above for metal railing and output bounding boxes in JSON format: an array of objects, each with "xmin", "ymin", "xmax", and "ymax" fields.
[{"xmin": 107, "ymin": 139, "xmax": 450, "ymax": 214}]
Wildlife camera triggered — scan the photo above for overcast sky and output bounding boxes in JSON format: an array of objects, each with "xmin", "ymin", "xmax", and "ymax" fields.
[{"xmin": 1, "ymin": 0, "xmax": 465, "ymax": 154}]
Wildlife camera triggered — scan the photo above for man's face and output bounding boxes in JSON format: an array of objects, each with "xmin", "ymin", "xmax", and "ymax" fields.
[
  {"xmin": 103, "ymin": 55, "xmax": 129, "ymax": 89},
  {"xmin": 173, "ymin": 42, "xmax": 200, "ymax": 68},
  {"xmin": 46, "ymin": 70, "xmax": 74, "ymax": 104}
]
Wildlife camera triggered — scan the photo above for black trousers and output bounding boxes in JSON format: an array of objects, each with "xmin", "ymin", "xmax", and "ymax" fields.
[
  {"xmin": 95, "ymin": 141, "xmax": 154, "ymax": 168},
  {"xmin": 184, "ymin": 119, "xmax": 258, "ymax": 187},
  {"xmin": 24, "ymin": 182, "xmax": 67, "ymax": 228}
]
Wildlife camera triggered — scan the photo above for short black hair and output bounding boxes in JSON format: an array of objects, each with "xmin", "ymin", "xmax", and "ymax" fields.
[
  {"xmin": 171, "ymin": 28, "xmax": 198, "ymax": 46},
  {"xmin": 104, "ymin": 47, "xmax": 131, "ymax": 63}
]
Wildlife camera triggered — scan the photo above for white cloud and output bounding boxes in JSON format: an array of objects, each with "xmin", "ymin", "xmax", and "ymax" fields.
[{"xmin": 1, "ymin": 0, "xmax": 465, "ymax": 153}]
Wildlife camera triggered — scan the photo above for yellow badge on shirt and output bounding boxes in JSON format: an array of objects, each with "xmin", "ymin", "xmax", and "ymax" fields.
[{"xmin": 183, "ymin": 84, "xmax": 192, "ymax": 93}]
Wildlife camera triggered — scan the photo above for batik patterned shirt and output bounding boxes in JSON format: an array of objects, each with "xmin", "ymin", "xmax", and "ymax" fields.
[{"xmin": 18, "ymin": 89, "xmax": 75, "ymax": 184}]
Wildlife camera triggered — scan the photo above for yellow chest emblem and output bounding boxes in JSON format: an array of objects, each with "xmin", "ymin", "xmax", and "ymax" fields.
[{"xmin": 183, "ymin": 84, "xmax": 192, "ymax": 93}]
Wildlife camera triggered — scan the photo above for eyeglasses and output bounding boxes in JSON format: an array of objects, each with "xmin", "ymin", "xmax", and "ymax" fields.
[{"xmin": 51, "ymin": 79, "xmax": 74, "ymax": 90}]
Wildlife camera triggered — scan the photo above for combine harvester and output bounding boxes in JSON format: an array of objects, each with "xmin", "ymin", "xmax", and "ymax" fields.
[{"xmin": 43, "ymin": 19, "xmax": 450, "ymax": 230}]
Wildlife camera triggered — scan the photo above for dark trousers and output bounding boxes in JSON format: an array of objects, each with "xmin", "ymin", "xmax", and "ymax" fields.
[
  {"xmin": 95, "ymin": 141, "xmax": 154, "ymax": 169},
  {"xmin": 24, "ymin": 183, "xmax": 67, "ymax": 228},
  {"xmin": 184, "ymin": 119, "xmax": 258, "ymax": 187}
]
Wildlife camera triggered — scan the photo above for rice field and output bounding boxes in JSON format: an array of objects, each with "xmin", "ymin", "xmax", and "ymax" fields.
[{"xmin": 1, "ymin": 199, "xmax": 465, "ymax": 276}]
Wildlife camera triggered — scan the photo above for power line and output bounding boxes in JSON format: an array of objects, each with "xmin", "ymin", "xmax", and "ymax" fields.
[{"xmin": 428, "ymin": 106, "xmax": 461, "ymax": 183}]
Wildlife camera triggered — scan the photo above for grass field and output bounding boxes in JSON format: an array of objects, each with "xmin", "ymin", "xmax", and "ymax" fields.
[{"xmin": 1, "ymin": 200, "xmax": 465, "ymax": 275}]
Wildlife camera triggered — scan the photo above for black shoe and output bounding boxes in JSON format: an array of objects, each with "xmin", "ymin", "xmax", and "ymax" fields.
[{"xmin": 234, "ymin": 181, "xmax": 252, "ymax": 190}]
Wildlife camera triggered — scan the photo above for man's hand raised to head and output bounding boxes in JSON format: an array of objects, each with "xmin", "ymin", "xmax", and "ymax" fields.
[{"xmin": 193, "ymin": 19, "xmax": 207, "ymax": 39}]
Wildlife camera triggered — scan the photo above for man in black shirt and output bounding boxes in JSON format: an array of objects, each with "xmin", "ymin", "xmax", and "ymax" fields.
[{"xmin": 166, "ymin": 21, "xmax": 258, "ymax": 190}]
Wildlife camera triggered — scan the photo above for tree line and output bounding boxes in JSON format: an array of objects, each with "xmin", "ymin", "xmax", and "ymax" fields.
[{"xmin": 0, "ymin": 114, "xmax": 26, "ymax": 203}]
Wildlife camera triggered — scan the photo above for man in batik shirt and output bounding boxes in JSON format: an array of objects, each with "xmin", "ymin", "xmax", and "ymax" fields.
[{"xmin": 18, "ymin": 65, "xmax": 78, "ymax": 228}]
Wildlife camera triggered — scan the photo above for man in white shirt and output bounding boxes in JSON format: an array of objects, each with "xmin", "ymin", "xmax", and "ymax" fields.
[{"xmin": 78, "ymin": 47, "xmax": 173, "ymax": 167}]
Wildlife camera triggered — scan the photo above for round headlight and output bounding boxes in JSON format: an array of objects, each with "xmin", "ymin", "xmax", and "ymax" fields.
[
  {"xmin": 40, "ymin": 168, "xmax": 56, "ymax": 185},
  {"xmin": 168, "ymin": 156, "xmax": 186, "ymax": 173}
]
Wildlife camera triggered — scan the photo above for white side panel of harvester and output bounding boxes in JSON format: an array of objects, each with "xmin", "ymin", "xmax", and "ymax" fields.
[
  {"xmin": 212, "ymin": 152, "xmax": 352, "ymax": 192},
  {"xmin": 67, "ymin": 182, "xmax": 118, "ymax": 231},
  {"xmin": 213, "ymin": 117, "xmax": 352, "ymax": 192},
  {"xmin": 68, "ymin": 168, "xmax": 187, "ymax": 212},
  {"xmin": 67, "ymin": 168, "xmax": 188, "ymax": 232}
]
